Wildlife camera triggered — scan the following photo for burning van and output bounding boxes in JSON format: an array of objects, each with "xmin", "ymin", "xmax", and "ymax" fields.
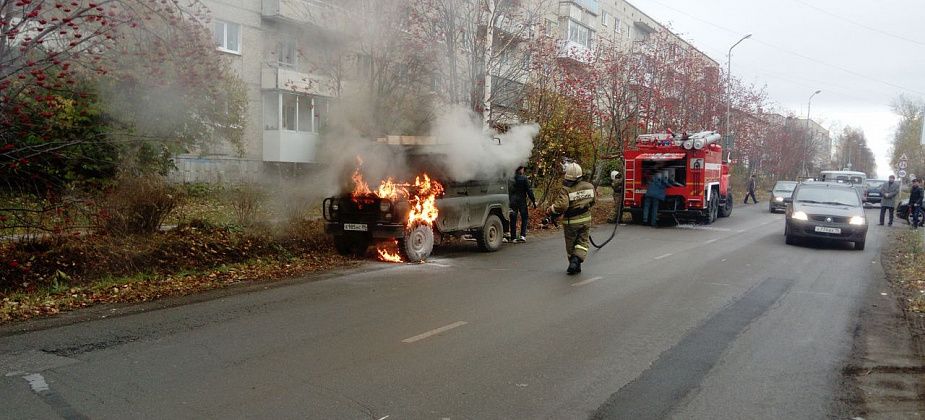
[{"xmin": 322, "ymin": 143, "xmax": 511, "ymax": 263}]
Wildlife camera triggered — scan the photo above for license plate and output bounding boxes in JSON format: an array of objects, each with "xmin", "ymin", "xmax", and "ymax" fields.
[
  {"xmin": 814, "ymin": 226, "xmax": 841, "ymax": 234},
  {"xmin": 343, "ymin": 223, "xmax": 368, "ymax": 232},
  {"xmin": 869, "ymin": 193, "xmax": 880, "ymax": 196}
]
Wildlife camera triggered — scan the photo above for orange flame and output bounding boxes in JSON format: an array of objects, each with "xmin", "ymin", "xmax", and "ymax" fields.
[
  {"xmin": 377, "ymin": 177, "xmax": 410, "ymax": 200},
  {"xmin": 407, "ymin": 174, "xmax": 444, "ymax": 226},
  {"xmin": 377, "ymin": 240, "xmax": 403, "ymax": 263}
]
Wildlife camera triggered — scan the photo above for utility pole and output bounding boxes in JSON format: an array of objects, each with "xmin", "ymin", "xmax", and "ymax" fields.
[
  {"xmin": 801, "ymin": 90, "xmax": 821, "ymax": 177},
  {"xmin": 724, "ymin": 34, "xmax": 751, "ymax": 153}
]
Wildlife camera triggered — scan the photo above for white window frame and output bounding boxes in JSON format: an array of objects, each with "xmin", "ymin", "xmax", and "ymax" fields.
[
  {"xmin": 601, "ymin": 11, "xmax": 609, "ymax": 27},
  {"xmin": 277, "ymin": 39, "xmax": 297, "ymax": 68},
  {"xmin": 615, "ymin": 16, "xmax": 622, "ymax": 33},
  {"xmin": 567, "ymin": 19, "xmax": 592, "ymax": 49},
  {"xmin": 214, "ymin": 20, "xmax": 242, "ymax": 54},
  {"xmin": 268, "ymin": 91, "xmax": 327, "ymax": 134}
]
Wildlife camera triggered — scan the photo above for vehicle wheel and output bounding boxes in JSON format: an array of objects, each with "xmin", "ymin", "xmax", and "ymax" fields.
[
  {"xmin": 630, "ymin": 210, "xmax": 643, "ymax": 225},
  {"xmin": 785, "ymin": 234, "xmax": 797, "ymax": 245},
  {"xmin": 333, "ymin": 236, "xmax": 352, "ymax": 256},
  {"xmin": 704, "ymin": 192, "xmax": 719, "ymax": 224},
  {"xmin": 855, "ymin": 240, "xmax": 865, "ymax": 251},
  {"xmin": 718, "ymin": 192, "xmax": 733, "ymax": 217},
  {"xmin": 476, "ymin": 214, "xmax": 504, "ymax": 252},
  {"xmin": 399, "ymin": 223, "xmax": 434, "ymax": 262},
  {"xmin": 334, "ymin": 236, "xmax": 368, "ymax": 257}
]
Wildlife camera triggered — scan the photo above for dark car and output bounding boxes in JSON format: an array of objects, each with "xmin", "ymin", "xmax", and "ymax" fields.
[
  {"xmin": 863, "ymin": 179, "xmax": 887, "ymax": 206},
  {"xmin": 784, "ymin": 182, "xmax": 868, "ymax": 250},
  {"xmin": 769, "ymin": 180, "xmax": 798, "ymax": 213},
  {"xmin": 897, "ymin": 198, "xmax": 914, "ymax": 224}
]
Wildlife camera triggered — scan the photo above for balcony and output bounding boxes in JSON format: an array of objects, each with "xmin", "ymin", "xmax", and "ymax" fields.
[
  {"xmin": 263, "ymin": 130, "xmax": 320, "ymax": 163},
  {"xmin": 261, "ymin": 0, "xmax": 344, "ymax": 31},
  {"xmin": 557, "ymin": 40, "xmax": 593, "ymax": 64},
  {"xmin": 261, "ymin": 67, "xmax": 338, "ymax": 97}
]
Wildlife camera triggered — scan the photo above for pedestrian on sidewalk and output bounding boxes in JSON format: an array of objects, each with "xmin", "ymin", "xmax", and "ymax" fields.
[
  {"xmin": 508, "ymin": 165, "xmax": 537, "ymax": 243},
  {"xmin": 642, "ymin": 172, "xmax": 668, "ymax": 227},
  {"xmin": 879, "ymin": 175, "xmax": 900, "ymax": 226},
  {"xmin": 743, "ymin": 174, "xmax": 758, "ymax": 204}
]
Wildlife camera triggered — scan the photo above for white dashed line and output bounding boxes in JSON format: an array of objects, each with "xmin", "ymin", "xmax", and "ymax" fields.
[
  {"xmin": 736, "ymin": 229, "xmax": 746, "ymax": 233},
  {"xmin": 571, "ymin": 276, "xmax": 603, "ymax": 287},
  {"xmin": 704, "ymin": 238, "xmax": 719, "ymax": 244},
  {"xmin": 23, "ymin": 373, "xmax": 49, "ymax": 392},
  {"xmin": 653, "ymin": 253, "xmax": 673, "ymax": 260},
  {"xmin": 402, "ymin": 321, "xmax": 468, "ymax": 343}
]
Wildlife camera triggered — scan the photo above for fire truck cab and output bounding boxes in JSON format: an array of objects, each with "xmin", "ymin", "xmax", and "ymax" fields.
[{"xmin": 622, "ymin": 131, "xmax": 733, "ymax": 224}]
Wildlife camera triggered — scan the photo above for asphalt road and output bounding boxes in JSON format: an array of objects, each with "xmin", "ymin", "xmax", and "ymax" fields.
[{"xmin": 0, "ymin": 203, "xmax": 888, "ymax": 419}]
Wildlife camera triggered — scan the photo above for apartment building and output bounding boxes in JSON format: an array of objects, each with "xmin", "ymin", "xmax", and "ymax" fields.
[{"xmin": 171, "ymin": 0, "xmax": 720, "ymax": 183}]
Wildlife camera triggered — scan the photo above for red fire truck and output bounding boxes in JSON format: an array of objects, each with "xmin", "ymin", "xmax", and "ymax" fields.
[{"xmin": 622, "ymin": 130, "xmax": 733, "ymax": 224}]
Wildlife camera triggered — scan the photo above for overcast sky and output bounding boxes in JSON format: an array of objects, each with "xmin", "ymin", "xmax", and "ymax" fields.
[{"xmin": 628, "ymin": 0, "xmax": 925, "ymax": 178}]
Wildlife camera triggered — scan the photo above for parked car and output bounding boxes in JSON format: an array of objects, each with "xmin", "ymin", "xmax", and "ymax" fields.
[
  {"xmin": 863, "ymin": 179, "xmax": 888, "ymax": 206},
  {"xmin": 784, "ymin": 182, "xmax": 868, "ymax": 250},
  {"xmin": 769, "ymin": 180, "xmax": 798, "ymax": 213},
  {"xmin": 897, "ymin": 199, "xmax": 915, "ymax": 224}
]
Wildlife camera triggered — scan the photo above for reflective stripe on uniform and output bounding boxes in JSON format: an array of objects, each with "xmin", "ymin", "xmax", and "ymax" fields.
[
  {"xmin": 568, "ymin": 189, "xmax": 595, "ymax": 201},
  {"xmin": 574, "ymin": 244, "xmax": 588, "ymax": 251},
  {"xmin": 562, "ymin": 215, "xmax": 592, "ymax": 225}
]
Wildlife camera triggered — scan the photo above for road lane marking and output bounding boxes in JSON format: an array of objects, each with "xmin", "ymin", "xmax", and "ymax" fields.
[
  {"xmin": 704, "ymin": 238, "xmax": 718, "ymax": 244},
  {"xmin": 736, "ymin": 229, "xmax": 746, "ymax": 233},
  {"xmin": 571, "ymin": 276, "xmax": 603, "ymax": 287},
  {"xmin": 653, "ymin": 253, "xmax": 672, "ymax": 260},
  {"xmin": 675, "ymin": 225, "xmax": 731, "ymax": 232},
  {"xmin": 23, "ymin": 373, "xmax": 49, "ymax": 392},
  {"xmin": 402, "ymin": 321, "xmax": 468, "ymax": 343}
]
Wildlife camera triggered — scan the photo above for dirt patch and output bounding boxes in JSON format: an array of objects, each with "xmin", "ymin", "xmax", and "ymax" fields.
[{"xmin": 839, "ymin": 229, "xmax": 925, "ymax": 418}]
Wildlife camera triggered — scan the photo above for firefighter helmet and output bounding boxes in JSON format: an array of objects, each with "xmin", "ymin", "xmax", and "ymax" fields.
[{"xmin": 564, "ymin": 162, "xmax": 583, "ymax": 181}]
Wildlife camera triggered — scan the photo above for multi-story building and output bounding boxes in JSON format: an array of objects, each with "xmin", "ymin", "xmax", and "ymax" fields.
[{"xmin": 170, "ymin": 0, "xmax": 720, "ymax": 183}]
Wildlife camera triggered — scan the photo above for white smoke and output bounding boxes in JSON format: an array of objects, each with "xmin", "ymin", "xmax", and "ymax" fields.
[{"xmin": 430, "ymin": 106, "xmax": 538, "ymax": 182}]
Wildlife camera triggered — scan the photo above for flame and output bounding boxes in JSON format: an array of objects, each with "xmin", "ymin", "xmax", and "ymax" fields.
[
  {"xmin": 377, "ymin": 177, "xmax": 410, "ymax": 200},
  {"xmin": 407, "ymin": 174, "xmax": 444, "ymax": 226},
  {"xmin": 377, "ymin": 239, "xmax": 403, "ymax": 263}
]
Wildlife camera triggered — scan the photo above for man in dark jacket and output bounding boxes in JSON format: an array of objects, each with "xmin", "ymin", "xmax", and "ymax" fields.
[
  {"xmin": 910, "ymin": 178, "xmax": 923, "ymax": 229},
  {"xmin": 508, "ymin": 166, "xmax": 537, "ymax": 242},
  {"xmin": 643, "ymin": 173, "xmax": 669, "ymax": 227},
  {"xmin": 743, "ymin": 174, "xmax": 758, "ymax": 204}
]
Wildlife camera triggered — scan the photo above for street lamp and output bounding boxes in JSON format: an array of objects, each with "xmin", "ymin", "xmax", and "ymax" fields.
[
  {"xmin": 801, "ymin": 89, "xmax": 822, "ymax": 176},
  {"xmin": 725, "ymin": 33, "xmax": 752, "ymax": 153}
]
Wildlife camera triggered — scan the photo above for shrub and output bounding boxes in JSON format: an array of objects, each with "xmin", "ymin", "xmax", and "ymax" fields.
[
  {"xmin": 227, "ymin": 184, "xmax": 264, "ymax": 227},
  {"xmin": 96, "ymin": 175, "xmax": 182, "ymax": 235}
]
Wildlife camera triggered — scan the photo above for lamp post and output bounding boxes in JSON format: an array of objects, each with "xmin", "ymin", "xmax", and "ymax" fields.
[
  {"xmin": 725, "ymin": 33, "xmax": 752, "ymax": 152},
  {"xmin": 801, "ymin": 89, "xmax": 822, "ymax": 177}
]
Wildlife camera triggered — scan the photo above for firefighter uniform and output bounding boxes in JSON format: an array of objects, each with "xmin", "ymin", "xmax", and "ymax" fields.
[
  {"xmin": 609, "ymin": 170, "xmax": 623, "ymax": 223},
  {"xmin": 548, "ymin": 163, "xmax": 596, "ymax": 274}
]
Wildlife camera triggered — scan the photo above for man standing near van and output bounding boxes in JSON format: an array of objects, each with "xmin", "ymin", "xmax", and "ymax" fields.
[
  {"xmin": 508, "ymin": 166, "xmax": 537, "ymax": 242},
  {"xmin": 879, "ymin": 175, "xmax": 900, "ymax": 226}
]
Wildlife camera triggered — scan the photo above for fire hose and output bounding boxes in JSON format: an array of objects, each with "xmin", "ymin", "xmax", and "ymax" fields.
[{"xmin": 541, "ymin": 193, "xmax": 624, "ymax": 256}]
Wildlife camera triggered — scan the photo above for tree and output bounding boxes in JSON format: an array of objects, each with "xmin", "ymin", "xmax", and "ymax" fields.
[
  {"xmin": 835, "ymin": 126, "xmax": 876, "ymax": 176},
  {"xmin": 889, "ymin": 95, "xmax": 924, "ymax": 179},
  {"xmin": 0, "ymin": 0, "xmax": 247, "ymax": 193}
]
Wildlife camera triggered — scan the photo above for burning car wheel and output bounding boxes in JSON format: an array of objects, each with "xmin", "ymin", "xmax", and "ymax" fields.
[
  {"xmin": 476, "ymin": 214, "xmax": 504, "ymax": 252},
  {"xmin": 399, "ymin": 223, "xmax": 434, "ymax": 262}
]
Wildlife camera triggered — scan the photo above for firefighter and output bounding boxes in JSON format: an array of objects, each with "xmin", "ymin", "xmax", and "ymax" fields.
[
  {"xmin": 547, "ymin": 162, "xmax": 596, "ymax": 274},
  {"xmin": 607, "ymin": 170, "xmax": 623, "ymax": 224}
]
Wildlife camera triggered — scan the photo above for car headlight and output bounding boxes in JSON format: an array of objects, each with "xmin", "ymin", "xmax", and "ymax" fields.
[
  {"xmin": 380, "ymin": 201, "xmax": 391, "ymax": 212},
  {"xmin": 849, "ymin": 216, "xmax": 865, "ymax": 225},
  {"xmin": 775, "ymin": 196, "xmax": 784, "ymax": 202},
  {"xmin": 791, "ymin": 211, "xmax": 808, "ymax": 221}
]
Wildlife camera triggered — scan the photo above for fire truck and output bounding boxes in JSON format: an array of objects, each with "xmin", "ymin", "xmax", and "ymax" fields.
[{"xmin": 622, "ymin": 130, "xmax": 733, "ymax": 224}]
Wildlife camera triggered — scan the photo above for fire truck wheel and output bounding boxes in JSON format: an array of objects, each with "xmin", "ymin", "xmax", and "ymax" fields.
[
  {"xmin": 718, "ymin": 192, "xmax": 733, "ymax": 217},
  {"xmin": 476, "ymin": 214, "xmax": 504, "ymax": 252},
  {"xmin": 400, "ymin": 224, "xmax": 434, "ymax": 262},
  {"xmin": 704, "ymin": 193, "xmax": 719, "ymax": 224}
]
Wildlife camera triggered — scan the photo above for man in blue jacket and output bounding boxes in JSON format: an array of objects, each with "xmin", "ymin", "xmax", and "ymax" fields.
[{"xmin": 643, "ymin": 173, "xmax": 669, "ymax": 227}]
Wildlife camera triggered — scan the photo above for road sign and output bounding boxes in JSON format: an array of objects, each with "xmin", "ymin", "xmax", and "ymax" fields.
[
  {"xmin": 898, "ymin": 170, "xmax": 907, "ymax": 178},
  {"xmin": 900, "ymin": 153, "xmax": 909, "ymax": 161},
  {"xmin": 899, "ymin": 161, "xmax": 908, "ymax": 169}
]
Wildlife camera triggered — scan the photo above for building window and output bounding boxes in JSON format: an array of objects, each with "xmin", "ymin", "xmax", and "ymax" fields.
[
  {"xmin": 601, "ymin": 11, "xmax": 609, "ymax": 26},
  {"xmin": 264, "ymin": 91, "xmax": 328, "ymax": 133},
  {"xmin": 277, "ymin": 39, "xmax": 296, "ymax": 67},
  {"xmin": 213, "ymin": 20, "xmax": 241, "ymax": 53},
  {"xmin": 615, "ymin": 16, "xmax": 622, "ymax": 33},
  {"xmin": 567, "ymin": 19, "xmax": 592, "ymax": 49}
]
